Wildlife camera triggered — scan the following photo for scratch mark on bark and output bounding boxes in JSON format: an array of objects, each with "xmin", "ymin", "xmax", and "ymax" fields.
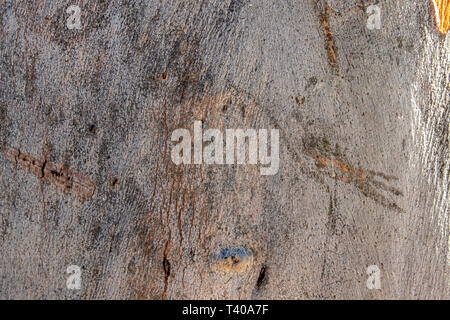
[
  {"xmin": 305, "ymin": 148, "xmax": 404, "ymax": 212},
  {"xmin": 2, "ymin": 146, "xmax": 96, "ymax": 199},
  {"xmin": 319, "ymin": 4, "xmax": 339, "ymax": 74}
]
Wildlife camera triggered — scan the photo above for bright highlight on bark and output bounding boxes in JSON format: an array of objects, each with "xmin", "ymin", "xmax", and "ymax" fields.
[{"xmin": 432, "ymin": 0, "xmax": 450, "ymax": 34}]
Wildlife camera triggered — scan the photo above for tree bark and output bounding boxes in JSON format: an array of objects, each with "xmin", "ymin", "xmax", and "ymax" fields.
[{"xmin": 0, "ymin": 0, "xmax": 448, "ymax": 299}]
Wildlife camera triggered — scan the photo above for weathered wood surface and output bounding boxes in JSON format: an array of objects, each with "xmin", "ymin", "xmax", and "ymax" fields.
[{"xmin": 0, "ymin": 0, "xmax": 448, "ymax": 299}]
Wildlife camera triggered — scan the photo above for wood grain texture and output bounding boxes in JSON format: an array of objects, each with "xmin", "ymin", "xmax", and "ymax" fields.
[
  {"xmin": 432, "ymin": 0, "xmax": 450, "ymax": 34},
  {"xmin": 0, "ymin": 0, "xmax": 448, "ymax": 299}
]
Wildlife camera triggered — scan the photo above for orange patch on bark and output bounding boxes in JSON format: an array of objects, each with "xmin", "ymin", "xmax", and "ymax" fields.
[{"xmin": 432, "ymin": 0, "xmax": 450, "ymax": 34}]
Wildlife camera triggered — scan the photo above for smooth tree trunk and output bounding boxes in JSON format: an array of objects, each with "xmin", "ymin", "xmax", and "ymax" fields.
[{"xmin": 0, "ymin": 0, "xmax": 448, "ymax": 299}]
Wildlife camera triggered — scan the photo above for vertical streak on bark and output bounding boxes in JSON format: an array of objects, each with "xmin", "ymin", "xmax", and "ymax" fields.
[{"xmin": 318, "ymin": 4, "xmax": 339, "ymax": 74}]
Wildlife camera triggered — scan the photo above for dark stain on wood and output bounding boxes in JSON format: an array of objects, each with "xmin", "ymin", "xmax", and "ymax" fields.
[
  {"xmin": 256, "ymin": 265, "xmax": 267, "ymax": 289},
  {"xmin": 295, "ymin": 96, "xmax": 306, "ymax": 107}
]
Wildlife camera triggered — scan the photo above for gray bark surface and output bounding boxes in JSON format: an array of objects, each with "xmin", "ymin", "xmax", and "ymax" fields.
[{"xmin": 0, "ymin": 0, "xmax": 448, "ymax": 299}]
